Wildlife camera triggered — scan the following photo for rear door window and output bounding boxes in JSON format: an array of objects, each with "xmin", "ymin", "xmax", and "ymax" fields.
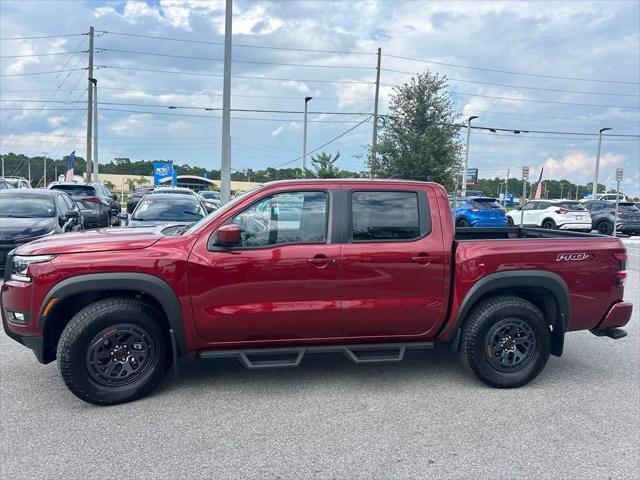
[
  {"xmin": 351, "ymin": 191, "xmax": 421, "ymax": 241},
  {"xmin": 556, "ymin": 201, "xmax": 586, "ymax": 210}
]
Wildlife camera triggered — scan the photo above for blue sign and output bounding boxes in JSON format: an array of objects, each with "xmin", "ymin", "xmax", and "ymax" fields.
[{"xmin": 153, "ymin": 161, "xmax": 175, "ymax": 186}]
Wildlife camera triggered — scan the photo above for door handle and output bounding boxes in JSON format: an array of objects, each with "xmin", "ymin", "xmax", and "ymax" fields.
[
  {"xmin": 307, "ymin": 255, "xmax": 336, "ymax": 268},
  {"xmin": 411, "ymin": 253, "xmax": 438, "ymax": 264}
]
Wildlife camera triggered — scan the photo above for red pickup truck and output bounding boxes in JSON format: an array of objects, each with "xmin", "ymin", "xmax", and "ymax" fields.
[{"xmin": 1, "ymin": 179, "xmax": 633, "ymax": 405}]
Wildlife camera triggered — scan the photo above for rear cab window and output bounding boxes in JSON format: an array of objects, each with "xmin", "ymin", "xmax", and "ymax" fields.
[
  {"xmin": 350, "ymin": 190, "xmax": 429, "ymax": 242},
  {"xmin": 471, "ymin": 198, "xmax": 502, "ymax": 210},
  {"xmin": 555, "ymin": 201, "xmax": 586, "ymax": 211}
]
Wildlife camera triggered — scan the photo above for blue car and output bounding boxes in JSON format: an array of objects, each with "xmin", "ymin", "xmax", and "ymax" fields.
[{"xmin": 453, "ymin": 197, "xmax": 508, "ymax": 228}]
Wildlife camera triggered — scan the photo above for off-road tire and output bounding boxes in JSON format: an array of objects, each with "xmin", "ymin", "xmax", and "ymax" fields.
[
  {"xmin": 57, "ymin": 298, "xmax": 171, "ymax": 405},
  {"xmin": 461, "ymin": 295, "xmax": 550, "ymax": 388}
]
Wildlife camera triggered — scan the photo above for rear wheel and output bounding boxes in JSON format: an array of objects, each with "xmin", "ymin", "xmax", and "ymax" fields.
[
  {"xmin": 597, "ymin": 220, "xmax": 613, "ymax": 235},
  {"xmin": 456, "ymin": 218, "xmax": 470, "ymax": 228},
  {"xmin": 507, "ymin": 216, "xmax": 514, "ymax": 226},
  {"xmin": 461, "ymin": 295, "xmax": 550, "ymax": 388},
  {"xmin": 57, "ymin": 298, "xmax": 171, "ymax": 405},
  {"xmin": 542, "ymin": 218, "xmax": 557, "ymax": 229}
]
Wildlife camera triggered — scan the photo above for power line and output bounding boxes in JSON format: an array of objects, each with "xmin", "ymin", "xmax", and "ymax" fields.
[
  {"xmin": 0, "ymin": 68, "xmax": 86, "ymax": 77},
  {"xmin": 446, "ymin": 91, "xmax": 640, "ymax": 110},
  {"xmin": 462, "ymin": 108, "xmax": 640, "ymax": 125},
  {"xmin": 0, "ymin": 87, "xmax": 374, "ymax": 102},
  {"xmin": 381, "ymin": 68, "xmax": 640, "ymax": 97},
  {"xmin": 95, "ymin": 65, "xmax": 376, "ymax": 85},
  {"xmin": 95, "ymin": 30, "xmax": 374, "ymax": 55},
  {"xmin": 0, "ymin": 33, "xmax": 87, "ymax": 41},
  {"xmin": 383, "ymin": 53, "xmax": 640, "ymax": 86},
  {"xmin": 96, "ymin": 48, "xmax": 375, "ymax": 70},
  {"xmin": 0, "ymin": 51, "xmax": 89, "ymax": 58},
  {"xmin": 275, "ymin": 115, "xmax": 373, "ymax": 168},
  {"xmin": 473, "ymin": 131, "xmax": 640, "ymax": 142},
  {"xmin": 470, "ymin": 125, "xmax": 640, "ymax": 137}
]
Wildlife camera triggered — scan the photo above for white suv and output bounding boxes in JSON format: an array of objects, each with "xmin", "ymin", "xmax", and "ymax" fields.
[{"xmin": 507, "ymin": 200, "xmax": 592, "ymax": 231}]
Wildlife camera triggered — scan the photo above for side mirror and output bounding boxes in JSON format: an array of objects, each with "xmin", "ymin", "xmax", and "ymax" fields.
[
  {"xmin": 116, "ymin": 212, "xmax": 128, "ymax": 220},
  {"xmin": 64, "ymin": 210, "xmax": 80, "ymax": 219},
  {"xmin": 215, "ymin": 224, "xmax": 241, "ymax": 246}
]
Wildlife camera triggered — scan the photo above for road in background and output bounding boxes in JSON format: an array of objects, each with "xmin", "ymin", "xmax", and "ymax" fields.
[{"xmin": 1, "ymin": 238, "xmax": 638, "ymax": 479}]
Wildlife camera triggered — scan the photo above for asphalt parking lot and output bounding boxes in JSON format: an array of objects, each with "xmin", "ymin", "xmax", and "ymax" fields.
[{"xmin": 1, "ymin": 238, "xmax": 638, "ymax": 479}]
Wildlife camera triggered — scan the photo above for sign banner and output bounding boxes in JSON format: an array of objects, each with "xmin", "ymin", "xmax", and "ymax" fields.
[{"xmin": 153, "ymin": 161, "xmax": 175, "ymax": 186}]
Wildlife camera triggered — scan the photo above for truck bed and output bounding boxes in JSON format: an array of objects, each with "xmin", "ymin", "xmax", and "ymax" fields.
[{"xmin": 454, "ymin": 227, "xmax": 600, "ymax": 241}]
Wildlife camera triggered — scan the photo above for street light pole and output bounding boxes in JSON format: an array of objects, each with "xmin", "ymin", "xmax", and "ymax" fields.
[
  {"xmin": 592, "ymin": 127, "xmax": 612, "ymax": 198},
  {"xmin": 613, "ymin": 168, "xmax": 623, "ymax": 237},
  {"xmin": 90, "ymin": 78, "xmax": 99, "ymax": 182},
  {"xmin": 302, "ymin": 96, "xmax": 312, "ymax": 177},
  {"xmin": 520, "ymin": 166, "xmax": 529, "ymax": 227},
  {"xmin": 461, "ymin": 115, "xmax": 479, "ymax": 199},
  {"xmin": 220, "ymin": 0, "xmax": 233, "ymax": 204}
]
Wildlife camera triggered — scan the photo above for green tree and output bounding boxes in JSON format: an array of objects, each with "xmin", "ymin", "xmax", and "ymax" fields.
[
  {"xmin": 368, "ymin": 71, "xmax": 462, "ymax": 190},
  {"xmin": 307, "ymin": 151, "xmax": 342, "ymax": 178},
  {"xmin": 125, "ymin": 178, "xmax": 138, "ymax": 191},
  {"xmin": 103, "ymin": 180, "xmax": 116, "ymax": 190}
]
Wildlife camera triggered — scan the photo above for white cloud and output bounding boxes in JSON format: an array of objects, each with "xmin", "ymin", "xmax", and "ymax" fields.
[{"xmin": 543, "ymin": 151, "xmax": 626, "ymax": 183}]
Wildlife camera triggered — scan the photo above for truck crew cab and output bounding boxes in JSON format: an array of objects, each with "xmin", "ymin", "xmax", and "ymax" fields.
[{"xmin": 1, "ymin": 179, "xmax": 633, "ymax": 404}]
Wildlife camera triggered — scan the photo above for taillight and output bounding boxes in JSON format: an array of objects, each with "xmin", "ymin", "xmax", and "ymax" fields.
[
  {"xmin": 470, "ymin": 208, "xmax": 479, "ymax": 212},
  {"xmin": 84, "ymin": 197, "xmax": 102, "ymax": 204},
  {"xmin": 613, "ymin": 251, "xmax": 627, "ymax": 286},
  {"xmin": 555, "ymin": 208, "xmax": 569, "ymax": 214}
]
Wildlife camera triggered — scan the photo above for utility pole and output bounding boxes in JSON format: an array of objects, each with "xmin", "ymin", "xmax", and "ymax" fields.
[
  {"xmin": 520, "ymin": 166, "xmax": 529, "ymax": 227},
  {"xmin": 86, "ymin": 26, "xmax": 94, "ymax": 182},
  {"xmin": 220, "ymin": 0, "xmax": 232, "ymax": 204},
  {"xmin": 302, "ymin": 96, "xmax": 312, "ymax": 176},
  {"xmin": 592, "ymin": 127, "xmax": 611, "ymax": 198},
  {"xmin": 1, "ymin": 155, "xmax": 4, "ymax": 177},
  {"xmin": 90, "ymin": 78, "xmax": 99, "ymax": 182},
  {"xmin": 461, "ymin": 115, "xmax": 479, "ymax": 199},
  {"xmin": 559, "ymin": 181, "xmax": 564, "ymax": 199},
  {"xmin": 42, "ymin": 152, "xmax": 48, "ymax": 187},
  {"xmin": 370, "ymin": 47, "xmax": 382, "ymax": 170},
  {"xmin": 28, "ymin": 160, "xmax": 31, "ymax": 184},
  {"xmin": 54, "ymin": 165, "xmax": 58, "ymax": 182}
]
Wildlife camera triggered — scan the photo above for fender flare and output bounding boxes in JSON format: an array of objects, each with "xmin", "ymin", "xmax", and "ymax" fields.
[
  {"xmin": 39, "ymin": 273, "xmax": 187, "ymax": 355},
  {"xmin": 448, "ymin": 270, "xmax": 570, "ymax": 355}
]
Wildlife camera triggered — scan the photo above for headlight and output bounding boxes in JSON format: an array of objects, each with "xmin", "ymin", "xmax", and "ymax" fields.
[{"xmin": 10, "ymin": 255, "xmax": 56, "ymax": 282}]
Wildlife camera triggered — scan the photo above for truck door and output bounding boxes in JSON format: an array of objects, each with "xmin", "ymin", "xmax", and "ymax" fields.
[
  {"xmin": 340, "ymin": 187, "xmax": 447, "ymax": 338},
  {"xmin": 188, "ymin": 189, "xmax": 342, "ymax": 344}
]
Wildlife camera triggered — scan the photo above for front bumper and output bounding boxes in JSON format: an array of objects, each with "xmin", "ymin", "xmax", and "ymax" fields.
[{"xmin": 1, "ymin": 288, "xmax": 47, "ymax": 363}]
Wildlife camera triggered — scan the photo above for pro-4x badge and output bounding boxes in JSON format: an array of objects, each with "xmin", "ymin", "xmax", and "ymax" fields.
[{"xmin": 556, "ymin": 253, "xmax": 589, "ymax": 261}]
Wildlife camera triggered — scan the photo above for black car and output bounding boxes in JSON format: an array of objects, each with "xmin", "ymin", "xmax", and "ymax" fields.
[
  {"xmin": 49, "ymin": 182, "xmax": 120, "ymax": 229},
  {"xmin": 0, "ymin": 189, "xmax": 83, "ymax": 269},
  {"xmin": 151, "ymin": 187, "xmax": 218, "ymax": 213},
  {"xmin": 127, "ymin": 193, "xmax": 207, "ymax": 227},
  {"xmin": 584, "ymin": 200, "xmax": 640, "ymax": 235},
  {"xmin": 126, "ymin": 186, "xmax": 155, "ymax": 214}
]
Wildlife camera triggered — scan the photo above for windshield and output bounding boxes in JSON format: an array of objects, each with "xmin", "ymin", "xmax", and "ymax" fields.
[
  {"xmin": 0, "ymin": 195, "xmax": 56, "ymax": 218},
  {"xmin": 556, "ymin": 201, "xmax": 586, "ymax": 211},
  {"xmin": 51, "ymin": 185, "xmax": 96, "ymax": 197},
  {"xmin": 132, "ymin": 197, "xmax": 205, "ymax": 221},
  {"xmin": 471, "ymin": 198, "xmax": 502, "ymax": 209}
]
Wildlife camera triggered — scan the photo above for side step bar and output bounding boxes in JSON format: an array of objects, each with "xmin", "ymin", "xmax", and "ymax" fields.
[
  {"xmin": 591, "ymin": 327, "xmax": 627, "ymax": 340},
  {"xmin": 198, "ymin": 342, "xmax": 434, "ymax": 370}
]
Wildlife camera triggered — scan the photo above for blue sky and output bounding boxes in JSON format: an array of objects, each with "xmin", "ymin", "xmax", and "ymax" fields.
[{"xmin": 1, "ymin": 0, "xmax": 639, "ymax": 195}]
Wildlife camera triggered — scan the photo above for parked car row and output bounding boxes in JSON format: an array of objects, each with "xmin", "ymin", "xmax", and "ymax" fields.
[{"xmin": 450, "ymin": 192, "xmax": 639, "ymax": 236}]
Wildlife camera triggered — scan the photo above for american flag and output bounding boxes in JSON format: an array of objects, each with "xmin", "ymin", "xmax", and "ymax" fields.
[{"xmin": 64, "ymin": 151, "xmax": 75, "ymax": 182}]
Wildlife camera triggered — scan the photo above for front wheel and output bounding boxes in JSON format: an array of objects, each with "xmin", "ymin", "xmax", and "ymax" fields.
[
  {"xmin": 57, "ymin": 298, "xmax": 171, "ymax": 405},
  {"xmin": 461, "ymin": 295, "xmax": 550, "ymax": 388}
]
